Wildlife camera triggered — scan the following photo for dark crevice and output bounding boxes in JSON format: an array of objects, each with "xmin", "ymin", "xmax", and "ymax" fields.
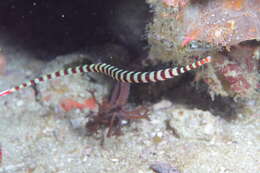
[
  {"xmin": 130, "ymin": 73, "xmax": 238, "ymax": 119},
  {"xmin": 0, "ymin": 0, "xmax": 151, "ymax": 61}
]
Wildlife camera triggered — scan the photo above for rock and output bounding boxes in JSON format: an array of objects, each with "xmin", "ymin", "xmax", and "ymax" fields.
[
  {"xmin": 168, "ymin": 108, "xmax": 221, "ymax": 140},
  {"xmin": 150, "ymin": 162, "xmax": 180, "ymax": 173}
]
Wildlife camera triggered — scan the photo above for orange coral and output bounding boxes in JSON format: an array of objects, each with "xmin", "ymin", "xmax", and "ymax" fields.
[
  {"xmin": 224, "ymin": 0, "xmax": 245, "ymax": 11},
  {"xmin": 161, "ymin": 0, "xmax": 260, "ymax": 46},
  {"xmin": 83, "ymin": 98, "xmax": 97, "ymax": 110},
  {"xmin": 162, "ymin": 0, "xmax": 188, "ymax": 8},
  {"xmin": 60, "ymin": 97, "xmax": 97, "ymax": 112}
]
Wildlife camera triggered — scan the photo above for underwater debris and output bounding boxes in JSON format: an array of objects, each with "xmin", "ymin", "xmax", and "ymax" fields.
[{"xmin": 150, "ymin": 162, "xmax": 180, "ymax": 173}]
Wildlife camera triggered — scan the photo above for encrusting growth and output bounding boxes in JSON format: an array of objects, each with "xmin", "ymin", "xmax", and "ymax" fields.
[{"xmin": 0, "ymin": 56, "xmax": 211, "ymax": 97}]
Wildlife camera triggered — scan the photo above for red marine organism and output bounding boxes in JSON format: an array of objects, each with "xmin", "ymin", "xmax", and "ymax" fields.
[{"xmin": 86, "ymin": 82, "xmax": 149, "ymax": 137}]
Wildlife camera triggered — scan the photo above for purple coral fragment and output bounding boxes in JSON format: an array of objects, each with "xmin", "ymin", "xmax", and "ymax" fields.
[{"xmin": 150, "ymin": 162, "xmax": 180, "ymax": 173}]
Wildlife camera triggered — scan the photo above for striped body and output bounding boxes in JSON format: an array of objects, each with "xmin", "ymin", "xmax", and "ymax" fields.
[{"xmin": 0, "ymin": 56, "xmax": 211, "ymax": 97}]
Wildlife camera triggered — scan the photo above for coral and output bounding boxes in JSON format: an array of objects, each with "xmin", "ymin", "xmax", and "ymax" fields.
[
  {"xmin": 60, "ymin": 97, "xmax": 97, "ymax": 112},
  {"xmin": 204, "ymin": 43, "xmax": 260, "ymax": 99},
  {"xmin": 162, "ymin": 0, "xmax": 189, "ymax": 8},
  {"xmin": 146, "ymin": 0, "xmax": 260, "ymax": 101},
  {"xmin": 149, "ymin": 0, "xmax": 260, "ymax": 48}
]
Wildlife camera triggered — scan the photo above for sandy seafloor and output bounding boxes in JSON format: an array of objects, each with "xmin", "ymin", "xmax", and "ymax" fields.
[{"xmin": 0, "ymin": 41, "xmax": 259, "ymax": 173}]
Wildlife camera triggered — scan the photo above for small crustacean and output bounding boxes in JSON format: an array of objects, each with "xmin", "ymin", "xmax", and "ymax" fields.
[{"xmin": 86, "ymin": 82, "xmax": 149, "ymax": 137}]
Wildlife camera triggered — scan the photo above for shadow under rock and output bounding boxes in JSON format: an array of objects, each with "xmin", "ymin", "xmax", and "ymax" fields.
[{"xmin": 131, "ymin": 74, "xmax": 238, "ymax": 119}]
